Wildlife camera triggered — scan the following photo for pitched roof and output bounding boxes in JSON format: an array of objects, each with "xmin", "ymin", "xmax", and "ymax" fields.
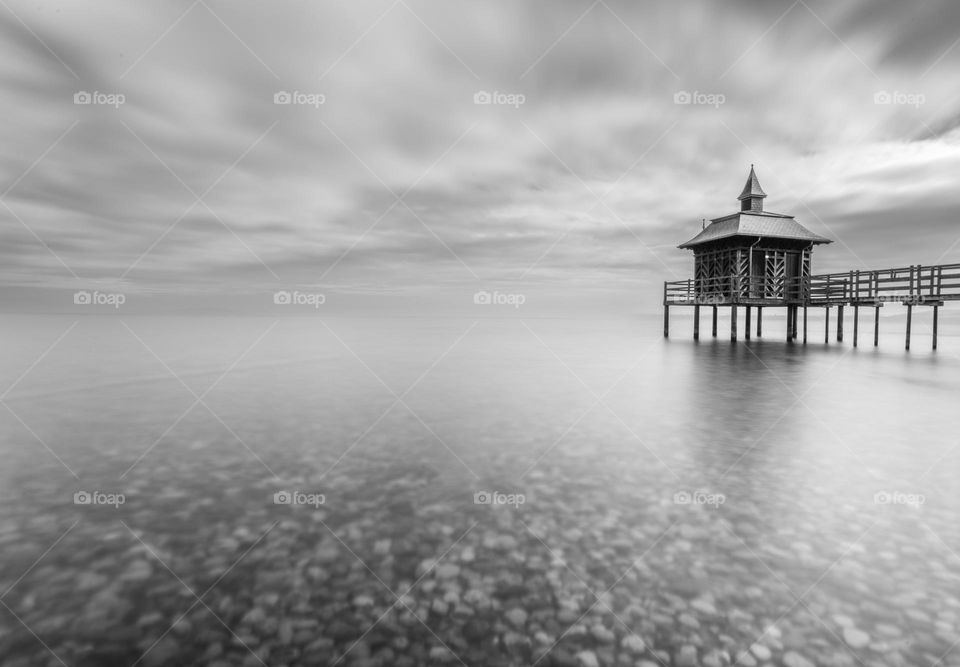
[
  {"xmin": 738, "ymin": 165, "xmax": 766, "ymax": 200},
  {"xmin": 678, "ymin": 211, "xmax": 831, "ymax": 248}
]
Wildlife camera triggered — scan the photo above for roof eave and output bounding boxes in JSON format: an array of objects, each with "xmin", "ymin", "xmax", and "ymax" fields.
[{"xmin": 679, "ymin": 233, "xmax": 833, "ymax": 249}]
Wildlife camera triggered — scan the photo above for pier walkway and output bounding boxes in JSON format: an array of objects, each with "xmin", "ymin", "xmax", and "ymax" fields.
[{"xmin": 662, "ymin": 262, "xmax": 960, "ymax": 349}]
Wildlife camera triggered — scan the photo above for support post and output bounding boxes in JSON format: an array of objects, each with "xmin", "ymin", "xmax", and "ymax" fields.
[
  {"xmin": 745, "ymin": 306, "xmax": 751, "ymax": 340},
  {"xmin": 663, "ymin": 305, "xmax": 670, "ymax": 338},
  {"xmin": 756, "ymin": 306, "xmax": 763, "ymax": 337},
  {"xmin": 825, "ymin": 307, "xmax": 830, "ymax": 344},
  {"xmin": 693, "ymin": 305, "xmax": 700, "ymax": 341},
  {"xmin": 874, "ymin": 306, "xmax": 880, "ymax": 346},
  {"xmin": 712, "ymin": 306, "xmax": 718, "ymax": 337},
  {"xmin": 803, "ymin": 306, "xmax": 808, "ymax": 344},
  {"xmin": 853, "ymin": 305, "xmax": 859, "ymax": 347},
  {"xmin": 731, "ymin": 306, "xmax": 738, "ymax": 341},
  {"xmin": 905, "ymin": 304, "xmax": 912, "ymax": 351},
  {"xmin": 933, "ymin": 305, "xmax": 939, "ymax": 350},
  {"xmin": 837, "ymin": 305, "xmax": 844, "ymax": 342},
  {"xmin": 791, "ymin": 306, "xmax": 798, "ymax": 340},
  {"xmin": 786, "ymin": 307, "xmax": 792, "ymax": 342}
]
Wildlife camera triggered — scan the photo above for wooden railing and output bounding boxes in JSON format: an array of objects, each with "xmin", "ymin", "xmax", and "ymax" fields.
[
  {"xmin": 664, "ymin": 262, "xmax": 960, "ymax": 305},
  {"xmin": 665, "ymin": 275, "xmax": 805, "ymax": 304}
]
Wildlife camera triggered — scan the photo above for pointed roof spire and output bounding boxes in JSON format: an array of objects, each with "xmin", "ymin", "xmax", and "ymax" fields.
[{"xmin": 737, "ymin": 164, "xmax": 767, "ymax": 201}]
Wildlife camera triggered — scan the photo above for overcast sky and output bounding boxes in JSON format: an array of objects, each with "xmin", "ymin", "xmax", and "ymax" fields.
[{"xmin": 2, "ymin": 0, "xmax": 960, "ymax": 313}]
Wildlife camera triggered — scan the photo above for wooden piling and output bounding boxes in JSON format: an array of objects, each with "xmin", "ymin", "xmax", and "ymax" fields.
[
  {"xmin": 745, "ymin": 306, "xmax": 751, "ymax": 340},
  {"xmin": 874, "ymin": 306, "xmax": 880, "ymax": 346},
  {"xmin": 824, "ymin": 307, "xmax": 830, "ymax": 344},
  {"xmin": 712, "ymin": 306, "xmax": 718, "ymax": 337},
  {"xmin": 786, "ymin": 307, "xmax": 792, "ymax": 342},
  {"xmin": 731, "ymin": 306, "xmax": 738, "ymax": 341},
  {"xmin": 663, "ymin": 305, "xmax": 670, "ymax": 338},
  {"xmin": 837, "ymin": 305, "xmax": 844, "ymax": 342},
  {"xmin": 933, "ymin": 305, "xmax": 939, "ymax": 350},
  {"xmin": 693, "ymin": 305, "xmax": 700, "ymax": 340},
  {"xmin": 802, "ymin": 306, "xmax": 808, "ymax": 344},
  {"xmin": 905, "ymin": 304, "xmax": 912, "ymax": 350},
  {"xmin": 756, "ymin": 306, "xmax": 763, "ymax": 337},
  {"xmin": 853, "ymin": 305, "xmax": 859, "ymax": 347}
]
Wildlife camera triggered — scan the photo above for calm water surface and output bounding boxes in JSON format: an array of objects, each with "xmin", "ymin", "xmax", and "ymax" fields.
[{"xmin": 1, "ymin": 315, "xmax": 958, "ymax": 667}]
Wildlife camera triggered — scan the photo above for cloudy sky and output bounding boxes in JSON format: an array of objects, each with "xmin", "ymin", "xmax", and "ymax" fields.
[{"xmin": 2, "ymin": 0, "xmax": 960, "ymax": 313}]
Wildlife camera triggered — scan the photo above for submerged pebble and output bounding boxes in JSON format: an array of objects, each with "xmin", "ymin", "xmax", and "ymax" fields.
[{"xmin": 843, "ymin": 628, "xmax": 871, "ymax": 649}]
